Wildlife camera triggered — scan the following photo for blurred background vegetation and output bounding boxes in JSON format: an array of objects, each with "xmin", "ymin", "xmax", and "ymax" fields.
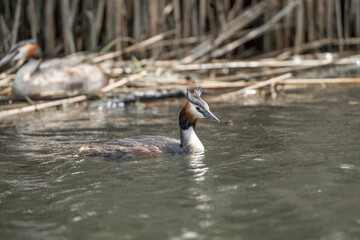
[{"xmin": 0, "ymin": 0, "xmax": 359, "ymax": 60}]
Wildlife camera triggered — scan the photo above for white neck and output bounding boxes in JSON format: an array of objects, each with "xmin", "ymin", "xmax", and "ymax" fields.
[{"xmin": 180, "ymin": 126, "xmax": 204, "ymax": 154}]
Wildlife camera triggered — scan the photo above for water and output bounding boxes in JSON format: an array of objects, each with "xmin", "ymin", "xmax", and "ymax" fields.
[{"xmin": 1, "ymin": 86, "xmax": 360, "ymax": 240}]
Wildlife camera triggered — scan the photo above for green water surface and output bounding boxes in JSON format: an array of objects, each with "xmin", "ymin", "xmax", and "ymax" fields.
[{"xmin": 0, "ymin": 86, "xmax": 360, "ymax": 240}]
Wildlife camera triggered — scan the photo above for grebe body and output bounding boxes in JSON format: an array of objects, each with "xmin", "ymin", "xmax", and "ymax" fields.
[
  {"xmin": 0, "ymin": 40, "xmax": 108, "ymax": 99},
  {"xmin": 77, "ymin": 87, "xmax": 220, "ymax": 159}
]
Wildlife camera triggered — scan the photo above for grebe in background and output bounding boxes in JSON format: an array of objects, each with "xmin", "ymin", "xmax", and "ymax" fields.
[
  {"xmin": 77, "ymin": 87, "xmax": 220, "ymax": 158},
  {"xmin": 0, "ymin": 40, "xmax": 108, "ymax": 99}
]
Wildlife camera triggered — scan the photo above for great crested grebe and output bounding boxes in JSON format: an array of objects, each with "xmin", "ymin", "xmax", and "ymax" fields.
[
  {"xmin": 77, "ymin": 87, "xmax": 220, "ymax": 158},
  {"xmin": 0, "ymin": 40, "xmax": 108, "ymax": 99}
]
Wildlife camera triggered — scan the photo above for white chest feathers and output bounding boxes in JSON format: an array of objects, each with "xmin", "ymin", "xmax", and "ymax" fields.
[{"xmin": 181, "ymin": 127, "xmax": 204, "ymax": 153}]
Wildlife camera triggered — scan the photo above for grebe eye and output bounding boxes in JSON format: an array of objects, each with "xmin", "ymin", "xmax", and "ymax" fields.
[{"xmin": 196, "ymin": 107, "xmax": 200, "ymax": 111}]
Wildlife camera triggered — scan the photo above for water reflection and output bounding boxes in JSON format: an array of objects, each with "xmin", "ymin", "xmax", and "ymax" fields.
[
  {"xmin": 185, "ymin": 153, "xmax": 215, "ymax": 230},
  {"xmin": 185, "ymin": 153, "xmax": 207, "ymax": 182}
]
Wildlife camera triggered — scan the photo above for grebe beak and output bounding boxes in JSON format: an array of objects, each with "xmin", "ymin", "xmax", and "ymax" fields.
[
  {"xmin": 203, "ymin": 110, "xmax": 220, "ymax": 122},
  {"xmin": 0, "ymin": 52, "xmax": 16, "ymax": 68}
]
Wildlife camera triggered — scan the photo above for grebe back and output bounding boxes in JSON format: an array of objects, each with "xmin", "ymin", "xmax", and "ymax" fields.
[
  {"xmin": 77, "ymin": 87, "xmax": 220, "ymax": 159},
  {"xmin": 0, "ymin": 40, "xmax": 108, "ymax": 99}
]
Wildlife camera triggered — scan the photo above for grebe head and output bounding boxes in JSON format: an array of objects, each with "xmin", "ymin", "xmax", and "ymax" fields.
[
  {"xmin": 185, "ymin": 87, "xmax": 220, "ymax": 122},
  {"xmin": 179, "ymin": 87, "xmax": 219, "ymax": 152},
  {"xmin": 179, "ymin": 87, "xmax": 220, "ymax": 130},
  {"xmin": 0, "ymin": 39, "xmax": 41, "ymax": 67}
]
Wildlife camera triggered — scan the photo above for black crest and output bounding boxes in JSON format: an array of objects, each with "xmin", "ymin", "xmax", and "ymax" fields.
[{"xmin": 185, "ymin": 87, "xmax": 209, "ymax": 110}]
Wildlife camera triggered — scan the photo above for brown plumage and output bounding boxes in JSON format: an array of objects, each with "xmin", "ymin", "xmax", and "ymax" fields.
[
  {"xmin": 25, "ymin": 43, "xmax": 40, "ymax": 59},
  {"xmin": 77, "ymin": 136, "xmax": 179, "ymax": 159},
  {"xmin": 179, "ymin": 101, "xmax": 198, "ymax": 129}
]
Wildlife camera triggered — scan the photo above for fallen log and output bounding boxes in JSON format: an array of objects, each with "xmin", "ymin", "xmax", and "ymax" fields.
[
  {"xmin": 281, "ymin": 78, "xmax": 360, "ymax": 85},
  {"xmin": 100, "ymin": 71, "xmax": 148, "ymax": 93},
  {"xmin": 0, "ymin": 95, "xmax": 87, "ymax": 119},
  {"xmin": 173, "ymin": 54, "xmax": 360, "ymax": 71},
  {"xmin": 212, "ymin": 73, "xmax": 292, "ymax": 101}
]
